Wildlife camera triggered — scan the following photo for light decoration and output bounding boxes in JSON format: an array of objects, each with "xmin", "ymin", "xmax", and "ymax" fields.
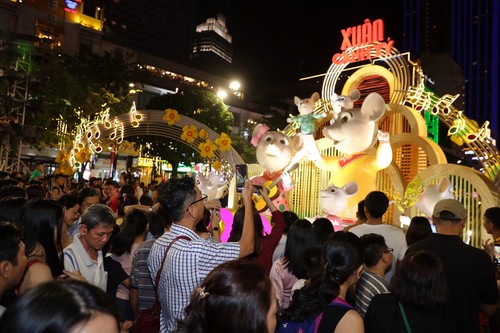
[
  {"xmin": 404, "ymin": 72, "xmax": 500, "ymax": 179},
  {"xmin": 55, "ymin": 103, "xmax": 143, "ymax": 172}
]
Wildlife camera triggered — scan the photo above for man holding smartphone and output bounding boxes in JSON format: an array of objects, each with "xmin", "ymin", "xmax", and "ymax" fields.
[{"xmin": 148, "ymin": 176, "xmax": 255, "ymax": 333}]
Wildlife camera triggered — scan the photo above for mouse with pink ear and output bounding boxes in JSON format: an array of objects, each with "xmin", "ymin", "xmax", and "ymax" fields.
[
  {"xmin": 314, "ymin": 92, "xmax": 393, "ymax": 222},
  {"xmin": 250, "ymin": 124, "xmax": 302, "ymax": 215}
]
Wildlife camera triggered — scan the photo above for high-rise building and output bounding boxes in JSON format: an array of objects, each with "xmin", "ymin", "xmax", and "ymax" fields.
[
  {"xmin": 102, "ymin": 0, "xmax": 197, "ymax": 65},
  {"xmin": 402, "ymin": 0, "xmax": 500, "ymax": 138},
  {"xmin": 192, "ymin": 14, "xmax": 233, "ymax": 76}
]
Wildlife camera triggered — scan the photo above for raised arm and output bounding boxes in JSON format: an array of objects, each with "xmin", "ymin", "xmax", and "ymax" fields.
[{"xmin": 238, "ymin": 180, "xmax": 255, "ymax": 258}]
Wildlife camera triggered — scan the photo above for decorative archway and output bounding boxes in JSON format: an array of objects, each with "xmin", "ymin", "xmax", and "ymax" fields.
[{"xmin": 91, "ymin": 109, "xmax": 245, "ymax": 167}]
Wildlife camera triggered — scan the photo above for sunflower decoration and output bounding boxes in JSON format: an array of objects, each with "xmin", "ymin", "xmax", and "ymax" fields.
[
  {"xmin": 199, "ymin": 139, "xmax": 217, "ymax": 159},
  {"xmin": 74, "ymin": 147, "xmax": 92, "ymax": 164},
  {"xmin": 163, "ymin": 108, "xmax": 180, "ymax": 125},
  {"xmin": 215, "ymin": 132, "xmax": 232, "ymax": 152},
  {"xmin": 55, "ymin": 150, "xmax": 68, "ymax": 164},
  {"xmin": 181, "ymin": 125, "xmax": 199, "ymax": 144},
  {"xmin": 212, "ymin": 160, "xmax": 222, "ymax": 171}
]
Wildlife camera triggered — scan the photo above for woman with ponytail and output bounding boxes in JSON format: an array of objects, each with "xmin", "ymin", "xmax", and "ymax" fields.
[{"xmin": 278, "ymin": 231, "xmax": 365, "ymax": 333}]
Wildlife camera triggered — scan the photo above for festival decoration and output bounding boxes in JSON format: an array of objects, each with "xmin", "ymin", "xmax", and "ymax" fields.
[
  {"xmin": 313, "ymin": 92, "xmax": 392, "ymax": 221},
  {"xmin": 250, "ymin": 124, "xmax": 302, "ymax": 214},
  {"xmin": 320, "ymin": 181, "xmax": 358, "ymax": 231},
  {"xmin": 163, "ymin": 108, "xmax": 180, "ymax": 125},
  {"xmin": 181, "ymin": 125, "xmax": 199, "ymax": 143},
  {"xmin": 215, "ymin": 132, "xmax": 232, "ymax": 151},
  {"xmin": 199, "ymin": 139, "xmax": 217, "ymax": 159},
  {"xmin": 212, "ymin": 160, "xmax": 222, "ymax": 171},
  {"xmin": 195, "ymin": 170, "xmax": 228, "ymax": 201},
  {"xmin": 199, "ymin": 129, "xmax": 208, "ymax": 140},
  {"xmin": 414, "ymin": 177, "xmax": 454, "ymax": 216},
  {"xmin": 285, "ymin": 92, "xmax": 325, "ymax": 169}
]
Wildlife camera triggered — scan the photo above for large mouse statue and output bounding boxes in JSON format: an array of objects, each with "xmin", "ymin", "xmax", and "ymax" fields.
[
  {"xmin": 314, "ymin": 92, "xmax": 392, "ymax": 221},
  {"xmin": 320, "ymin": 181, "xmax": 358, "ymax": 231},
  {"xmin": 414, "ymin": 177, "xmax": 454, "ymax": 216},
  {"xmin": 250, "ymin": 124, "xmax": 302, "ymax": 215}
]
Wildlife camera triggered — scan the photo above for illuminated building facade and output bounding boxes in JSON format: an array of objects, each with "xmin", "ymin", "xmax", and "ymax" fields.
[
  {"xmin": 402, "ymin": 0, "xmax": 500, "ymax": 138},
  {"xmin": 192, "ymin": 14, "xmax": 233, "ymax": 76}
]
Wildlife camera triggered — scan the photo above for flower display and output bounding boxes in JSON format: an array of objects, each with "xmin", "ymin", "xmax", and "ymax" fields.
[
  {"xmin": 55, "ymin": 150, "xmax": 68, "ymax": 163},
  {"xmin": 181, "ymin": 125, "xmax": 199, "ymax": 143},
  {"xmin": 199, "ymin": 129, "xmax": 208, "ymax": 140},
  {"xmin": 75, "ymin": 148, "xmax": 92, "ymax": 164},
  {"xmin": 199, "ymin": 139, "xmax": 217, "ymax": 159},
  {"xmin": 215, "ymin": 132, "xmax": 232, "ymax": 151},
  {"xmin": 163, "ymin": 108, "xmax": 180, "ymax": 125},
  {"xmin": 212, "ymin": 160, "xmax": 222, "ymax": 171}
]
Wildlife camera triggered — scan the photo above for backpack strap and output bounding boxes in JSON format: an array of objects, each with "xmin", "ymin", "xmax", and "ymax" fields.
[{"xmin": 314, "ymin": 297, "xmax": 354, "ymax": 333}]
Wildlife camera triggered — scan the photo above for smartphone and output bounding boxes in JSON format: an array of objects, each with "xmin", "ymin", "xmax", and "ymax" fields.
[
  {"xmin": 494, "ymin": 245, "xmax": 500, "ymax": 265},
  {"xmin": 235, "ymin": 164, "xmax": 248, "ymax": 193}
]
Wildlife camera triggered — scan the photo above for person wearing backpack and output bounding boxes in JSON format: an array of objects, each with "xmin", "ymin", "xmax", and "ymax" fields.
[{"xmin": 277, "ymin": 231, "xmax": 365, "ymax": 333}]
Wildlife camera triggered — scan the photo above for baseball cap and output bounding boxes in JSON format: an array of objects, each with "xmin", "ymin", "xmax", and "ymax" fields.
[{"xmin": 432, "ymin": 199, "xmax": 467, "ymax": 220}]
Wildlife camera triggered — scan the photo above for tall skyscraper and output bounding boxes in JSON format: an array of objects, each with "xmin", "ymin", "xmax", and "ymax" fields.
[
  {"xmin": 402, "ymin": 0, "xmax": 500, "ymax": 138},
  {"xmin": 102, "ymin": 0, "xmax": 197, "ymax": 65},
  {"xmin": 192, "ymin": 14, "xmax": 233, "ymax": 76}
]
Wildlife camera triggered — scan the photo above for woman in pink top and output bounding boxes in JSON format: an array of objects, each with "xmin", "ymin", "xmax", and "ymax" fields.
[
  {"xmin": 270, "ymin": 219, "xmax": 319, "ymax": 309},
  {"xmin": 110, "ymin": 209, "xmax": 148, "ymax": 321}
]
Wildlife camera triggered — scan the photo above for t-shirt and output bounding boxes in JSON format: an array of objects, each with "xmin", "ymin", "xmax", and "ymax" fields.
[
  {"xmin": 348, "ymin": 223, "xmax": 407, "ymax": 282},
  {"xmin": 104, "ymin": 255, "xmax": 128, "ymax": 298},
  {"xmin": 355, "ymin": 271, "xmax": 390, "ymax": 317}
]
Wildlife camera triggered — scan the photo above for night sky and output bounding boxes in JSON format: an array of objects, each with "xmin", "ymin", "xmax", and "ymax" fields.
[{"xmin": 197, "ymin": 0, "xmax": 404, "ymax": 89}]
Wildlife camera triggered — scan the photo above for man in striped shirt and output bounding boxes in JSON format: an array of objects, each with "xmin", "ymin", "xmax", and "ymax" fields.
[
  {"xmin": 148, "ymin": 177, "xmax": 255, "ymax": 333},
  {"xmin": 355, "ymin": 233, "xmax": 392, "ymax": 317}
]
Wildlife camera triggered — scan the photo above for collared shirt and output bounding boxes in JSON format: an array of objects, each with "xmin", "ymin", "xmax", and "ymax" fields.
[
  {"xmin": 63, "ymin": 233, "xmax": 107, "ymax": 291},
  {"xmin": 148, "ymin": 224, "xmax": 240, "ymax": 333}
]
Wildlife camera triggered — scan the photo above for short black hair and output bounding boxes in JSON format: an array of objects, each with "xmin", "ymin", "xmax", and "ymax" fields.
[
  {"xmin": 158, "ymin": 176, "xmax": 196, "ymax": 222},
  {"xmin": 484, "ymin": 207, "xmax": 500, "ymax": 230},
  {"xmin": 0, "ymin": 221, "xmax": 23, "ymax": 265},
  {"xmin": 364, "ymin": 191, "xmax": 389, "ymax": 218},
  {"xmin": 360, "ymin": 233, "xmax": 387, "ymax": 267}
]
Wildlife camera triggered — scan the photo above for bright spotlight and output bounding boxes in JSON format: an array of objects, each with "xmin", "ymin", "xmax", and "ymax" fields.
[
  {"xmin": 229, "ymin": 81, "xmax": 240, "ymax": 91},
  {"xmin": 217, "ymin": 90, "xmax": 228, "ymax": 99}
]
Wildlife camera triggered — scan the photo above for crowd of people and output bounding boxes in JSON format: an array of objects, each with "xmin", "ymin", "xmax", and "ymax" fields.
[{"xmin": 0, "ymin": 166, "xmax": 499, "ymax": 333}]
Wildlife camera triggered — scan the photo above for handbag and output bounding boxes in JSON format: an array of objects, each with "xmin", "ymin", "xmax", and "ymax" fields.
[{"xmin": 134, "ymin": 235, "xmax": 190, "ymax": 333}]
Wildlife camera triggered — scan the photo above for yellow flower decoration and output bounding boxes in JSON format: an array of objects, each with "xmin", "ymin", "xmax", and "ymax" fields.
[
  {"xmin": 199, "ymin": 139, "xmax": 217, "ymax": 159},
  {"xmin": 199, "ymin": 129, "xmax": 208, "ymax": 140},
  {"xmin": 75, "ymin": 148, "xmax": 92, "ymax": 164},
  {"xmin": 212, "ymin": 160, "xmax": 222, "ymax": 171},
  {"xmin": 163, "ymin": 108, "xmax": 180, "ymax": 125},
  {"xmin": 55, "ymin": 150, "xmax": 68, "ymax": 163},
  {"xmin": 215, "ymin": 132, "xmax": 232, "ymax": 152},
  {"xmin": 181, "ymin": 125, "xmax": 199, "ymax": 143}
]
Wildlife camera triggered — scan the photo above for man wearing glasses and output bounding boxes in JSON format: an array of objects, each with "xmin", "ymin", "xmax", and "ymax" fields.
[
  {"xmin": 355, "ymin": 233, "xmax": 393, "ymax": 317},
  {"xmin": 348, "ymin": 191, "xmax": 407, "ymax": 282},
  {"xmin": 148, "ymin": 176, "xmax": 255, "ymax": 333}
]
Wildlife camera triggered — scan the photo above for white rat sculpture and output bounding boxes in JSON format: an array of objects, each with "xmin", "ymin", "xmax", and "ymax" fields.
[
  {"xmin": 414, "ymin": 177, "xmax": 454, "ymax": 216},
  {"xmin": 196, "ymin": 171, "xmax": 228, "ymax": 202},
  {"xmin": 321, "ymin": 181, "xmax": 359, "ymax": 217},
  {"xmin": 330, "ymin": 90, "xmax": 361, "ymax": 119}
]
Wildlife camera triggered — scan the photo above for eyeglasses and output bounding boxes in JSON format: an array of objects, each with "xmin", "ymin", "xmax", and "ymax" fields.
[
  {"xmin": 385, "ymin": 248, "xmax": 394, "ymax": 253},
  {"xmin": 187, "ymin": 193, "xmax": 208, "ymax": 210}
]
